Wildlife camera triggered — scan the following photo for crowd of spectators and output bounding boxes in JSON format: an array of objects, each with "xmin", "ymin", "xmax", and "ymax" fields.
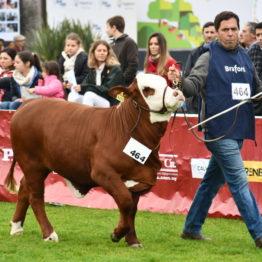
[{"xmin": 0, "ymin": 15, "xmax": 261, "ymax": 115}]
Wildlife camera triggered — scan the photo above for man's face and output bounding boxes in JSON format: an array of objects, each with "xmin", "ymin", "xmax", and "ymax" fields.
[
  {"xmin": 217, "ymin": 18, "xmax": 239, "ymax": 50},
  {"xmin": 241, "ymin": 24, "xmax": 256, "ymax": 47},
  {"xmin": 256, "ymin": 28, "xmax": 262, "ymax": 48},
  {"xmin": 15, "ymin": 40, "xmax": 25, "ymax": 48},
  {"xmin": 202, "ymin": 26, "xmax": 216, "ymax": 44},
  {"xmin": 106, "ymin": 23, "xmax": 115, "ymax": 38}
]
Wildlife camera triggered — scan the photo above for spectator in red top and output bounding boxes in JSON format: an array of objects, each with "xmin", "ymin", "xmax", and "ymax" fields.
[
  {"xmin": 0, "ymin": 48, "xmax": 16, "ymax": 77},
  {"xmin": 144, "ymin": 32, "xmax": 180, "ymax": 86},
  {"xmin": 0, "ymin": 48, "xmax": 16, "ymax": 101}
]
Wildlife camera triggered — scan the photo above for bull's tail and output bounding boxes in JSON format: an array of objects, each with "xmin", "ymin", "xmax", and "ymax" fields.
[{"xmin": 4, "ymin": 157, "xmax": 19, "ymax": 194}]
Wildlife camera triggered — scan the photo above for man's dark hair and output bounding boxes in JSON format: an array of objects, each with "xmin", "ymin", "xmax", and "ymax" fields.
[
  {"xmin": 107, "ymin": 16, "xmax": 125, "ymax": 33},
  {"xmin": 202, "ymin": 21, "xmax": 214, "ymax": 32},
  {"xmin": 255, "ymin": 22, "xmax": 262, "ymax": 30},
  {"xmin": 214, "ymin": 11, "xmax": 240, "ymax": 31}
]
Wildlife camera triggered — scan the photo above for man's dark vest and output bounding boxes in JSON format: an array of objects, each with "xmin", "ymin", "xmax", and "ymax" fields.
[{"xmin": 205, "ymin": 41, "xmax": 256, "ymax": 140}]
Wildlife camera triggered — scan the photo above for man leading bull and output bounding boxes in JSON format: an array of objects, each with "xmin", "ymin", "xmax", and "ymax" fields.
[{"xmin": 169, "ymin": 11, "xmax": 262, "ymax": 248}]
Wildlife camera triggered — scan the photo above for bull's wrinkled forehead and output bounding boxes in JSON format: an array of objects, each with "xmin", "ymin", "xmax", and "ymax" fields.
[{"xmin": 136, "ymin": 73, "xmax": 167, "ymax": 91}]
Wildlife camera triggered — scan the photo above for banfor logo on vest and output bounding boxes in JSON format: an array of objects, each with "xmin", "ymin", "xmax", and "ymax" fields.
[{"xmin": 224, "ymin": 65, "xmax": 246, "ymax": 73}]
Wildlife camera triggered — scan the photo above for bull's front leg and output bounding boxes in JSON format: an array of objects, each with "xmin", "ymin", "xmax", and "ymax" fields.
[
  {"xmin": 92, "ymin": 170, "xmax": 135, "ymax": 245},
  {"xmin": 124, "ymin": 182, "xmax": 153, "ymax": 247},
  {"xmin": 124, "ymin": 193, "xmax": 143, "ymax": 247}
]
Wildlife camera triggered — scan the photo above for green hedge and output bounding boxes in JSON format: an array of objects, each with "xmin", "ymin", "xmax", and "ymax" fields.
[{"xmin": 29, "ymin": 19, "xmax": 100, "ymax": 62}]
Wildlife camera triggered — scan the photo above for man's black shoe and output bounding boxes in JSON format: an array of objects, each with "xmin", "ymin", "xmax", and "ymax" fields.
[
  {"xmin": 255, "ymin": 237, "xmax": 262, "ymax": 248},
  {"xmin": 180, "ymin": 231, "xmax": 212, "ymax": 241}
]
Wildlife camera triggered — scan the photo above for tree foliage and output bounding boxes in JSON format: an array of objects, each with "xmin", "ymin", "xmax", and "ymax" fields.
[{"xmin": 29, "ymin": 19, "xmax": 100, "ymax": 62}]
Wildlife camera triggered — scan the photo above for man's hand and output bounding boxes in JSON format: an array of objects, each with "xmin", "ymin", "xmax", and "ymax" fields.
[{"xmin": 167, "ymin": 65, "xmax": 181, "ymax": 86}]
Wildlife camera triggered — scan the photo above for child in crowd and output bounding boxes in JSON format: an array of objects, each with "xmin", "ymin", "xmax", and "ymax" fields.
[
  {"xmin": 28, "ymin": 61, "xmax": 64, "ymax": 99},
  {"xmin": 70, "ymin": 39, "xmax": 124, "ymax": 107},
  {"xmin": 57, "ymin": 33, "xmax": 88, "ymax": 99},
  {"xmin": 0, "ymin": 48, "xmax": 16, "ymax": 101},
  {"xmin": 0, "ymin": 51, "xmax": 42, "ymax": 110}
]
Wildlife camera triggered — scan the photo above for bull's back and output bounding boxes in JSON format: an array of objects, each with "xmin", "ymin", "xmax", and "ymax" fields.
[
  {"xmin": 10, "ymin": 98, "xmax": 160, "ymax": 186},
  {"xmin": 10, "ymin": 98, "xmax": 112, "ymax": 176}
]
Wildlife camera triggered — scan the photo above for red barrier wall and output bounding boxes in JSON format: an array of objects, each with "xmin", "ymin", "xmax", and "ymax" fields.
[{"xmin": 1, "ymin": 110, "xmax": 262, "ymax": 218}]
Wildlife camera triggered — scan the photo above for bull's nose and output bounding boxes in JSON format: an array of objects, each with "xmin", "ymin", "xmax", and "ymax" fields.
[
  {"xmin": 173, "ymin": 90, "xmax": 185, "ymax": 101},
  {"xmin": 173, "ymin": 90, "xmax": 179, "ymax": 97}
]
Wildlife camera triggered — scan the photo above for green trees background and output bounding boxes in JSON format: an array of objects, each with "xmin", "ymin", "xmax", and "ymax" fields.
[
  {"xmin": 138, "ymin": 0, "xmax": 203, "ymax": 48},
  {"xmin": 29, "ymin": 19, "xmax": 99, "ymax": 62}
]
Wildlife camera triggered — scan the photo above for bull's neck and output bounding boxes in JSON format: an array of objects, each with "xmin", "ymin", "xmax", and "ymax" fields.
[{"xmin": 115, "ymin": 98, "xmax": 168, "ymax": 149}]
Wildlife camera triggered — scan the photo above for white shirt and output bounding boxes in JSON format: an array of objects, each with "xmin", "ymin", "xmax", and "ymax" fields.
[{"xmin": 95, "ymin": 63, "xmax": 105, "ymax": 86}]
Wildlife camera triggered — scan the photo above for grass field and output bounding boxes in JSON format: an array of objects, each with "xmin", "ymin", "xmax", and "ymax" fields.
[{"xmin": 0, "ymin": 202, "xmax": 261, "ymax": 262}]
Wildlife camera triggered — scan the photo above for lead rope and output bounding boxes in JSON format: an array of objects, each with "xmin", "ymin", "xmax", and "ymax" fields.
[
  {"xmin": 130, "ymin": 100, "xmax": 142, "ymax": 134},
  {"xmin": 130, "ymin": 100, "xmax": 166, "ymax": 151},
  {"xmin": 170, "ymin": 62, "xmax": 240, "ymax": 143},
  {"xmin": 182, "ymin": 106, "xmax": 240, "ymax": 143},
  {"xmin": 130, "ymin": 85, "xmax": 169, "ymax": 135},
  {"xmin": 168, "ymin": 110, "xmax": 179, "ymax": 163}
]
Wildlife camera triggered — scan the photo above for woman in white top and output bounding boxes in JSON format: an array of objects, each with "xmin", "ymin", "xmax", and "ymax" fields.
[
  {"xmin": 72, "ymin": 40, "xmax": 124, "ymax": 107},
  {"xmin": 57, "ymin": 33, "xmax": 88, "ymax": 100}
]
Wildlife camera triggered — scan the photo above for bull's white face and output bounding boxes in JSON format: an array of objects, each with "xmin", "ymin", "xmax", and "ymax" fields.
[{"xmin": 136, "ymin": 73, "xmax": 185, "ymax": 123}]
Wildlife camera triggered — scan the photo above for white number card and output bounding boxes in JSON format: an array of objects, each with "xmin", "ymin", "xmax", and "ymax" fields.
[
  {"xmin": 123, "ymin": 138, "xmax": 152, "ymax": 164},
  {"xmin": 231, "ymin": 83, "xmax": 251, "ymax": 100}
]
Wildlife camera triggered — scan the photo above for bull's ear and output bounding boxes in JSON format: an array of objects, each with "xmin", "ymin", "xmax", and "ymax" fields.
[
  {"xmin": 109, "ymin": 78, "xmax": 138, "ymax": 100},
  {"xmin": 108, "ymin": 85, "xmax": 131, "ymax": 99}
]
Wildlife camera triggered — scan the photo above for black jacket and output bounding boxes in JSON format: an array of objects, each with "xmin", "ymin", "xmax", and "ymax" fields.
[
  {"xmin": 111, "ymin": 34, "xmax": 138, "ymax": 86},
  {"xmin": 57, "ymin": 51, "xmax": 88, "ymax": 84},
  {"xmin": 0, "ymin": 70, "xmax": 43, "ymax": 101},
  {"xmin": 183, "ymin": 44, "xmax": 208, "ymax": 114},
  {"xmin": 80, "ymin": 65, "xmax": 124, "ymax": 106}
]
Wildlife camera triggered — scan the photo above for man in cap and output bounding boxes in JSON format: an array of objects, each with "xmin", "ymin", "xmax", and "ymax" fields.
[{"xmin": 11, "ymin": 34, "xmax": 26, "ymax": 52}]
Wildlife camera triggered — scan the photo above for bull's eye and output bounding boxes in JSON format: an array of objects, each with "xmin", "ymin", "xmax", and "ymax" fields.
[{"xmin": 142, "ymin": 86, "xmax": 155, "ymax": 97}]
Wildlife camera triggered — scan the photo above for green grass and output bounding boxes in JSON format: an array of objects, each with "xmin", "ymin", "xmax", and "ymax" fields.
[{"xmin": 0, "ymin": 202, "xmax": 261, "ymax": 262}]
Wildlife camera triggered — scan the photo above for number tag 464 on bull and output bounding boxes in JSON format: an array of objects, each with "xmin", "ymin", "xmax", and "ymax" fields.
[{"xmin": 123, "ymin": 138, "xmax": 152, "ymax": 164}]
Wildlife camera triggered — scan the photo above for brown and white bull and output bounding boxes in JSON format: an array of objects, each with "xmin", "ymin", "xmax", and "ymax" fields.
[{"xmin": 4, "ymin": 73, "xmax": 185, "ymax": 247}]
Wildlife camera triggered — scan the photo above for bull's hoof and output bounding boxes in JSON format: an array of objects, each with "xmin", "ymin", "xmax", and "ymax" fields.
[
  {"xmin": 10, "ymin": 221, "xmax": 23, "ymax": 235},
  {"xmin": 44, "ymin": 231, "xmax": 59, "ymax": 242},
  {"xmin": 111, "ymin": 232, "xmax": 120, "ymax": 242},
  {"xmin": 129, "ymin": 243, "xmax": 144, "ymax": 248}
]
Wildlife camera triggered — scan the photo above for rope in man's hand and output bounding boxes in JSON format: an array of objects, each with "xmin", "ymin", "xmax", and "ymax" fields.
[{"xmin": 168, "ymin": 63, "xmax": 183, "ymax": 91}]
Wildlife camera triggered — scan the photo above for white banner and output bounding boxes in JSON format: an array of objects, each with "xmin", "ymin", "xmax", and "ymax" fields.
[
  {"xmin": 46, "ymin": 0, "xmax": 137, "ymax": 42},
  {"xmin": 0, "ymin": 0, "xmax": 20, "ymax": 41},
  {"xmin": 190, "ymin": 158, "xmax": 210, "ymax": 179}
]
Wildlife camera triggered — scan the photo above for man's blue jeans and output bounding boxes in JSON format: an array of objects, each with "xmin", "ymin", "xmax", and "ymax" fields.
[{"xmin": 184, "ymin": 139, "xmax": 262, "ymax": 241}]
